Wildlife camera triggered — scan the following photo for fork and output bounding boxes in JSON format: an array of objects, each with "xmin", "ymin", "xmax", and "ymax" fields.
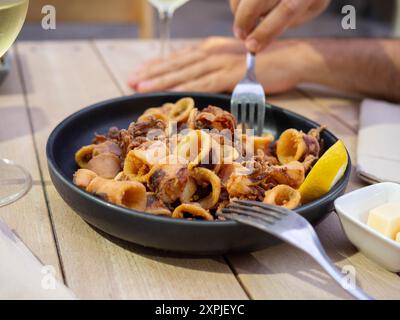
[
  {"xmin": 231, "ymin": 52, "xmax": 266, "ymax": 136},
  {"xmin": 219, "ymin": 200, "xmax": 373, "ymax": 300}
]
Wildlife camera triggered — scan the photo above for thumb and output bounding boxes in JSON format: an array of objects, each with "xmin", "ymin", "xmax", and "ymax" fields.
[{"xmin": 245, "ymin": 0, "xmax": 311, "ymax": 53}]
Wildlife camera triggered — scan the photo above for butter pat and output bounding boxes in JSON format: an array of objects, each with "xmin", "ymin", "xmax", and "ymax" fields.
[{"xmin": 367, "ymin": 202, "xmax": 400, "ymax": 240}]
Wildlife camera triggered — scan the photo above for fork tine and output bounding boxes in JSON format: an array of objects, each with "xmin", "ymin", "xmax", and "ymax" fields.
[
  {"xmin": 227, "ymin": 202, "xmax": 282, "ymax": 220},
  {"xmin": 256, "ymin": 103, "xmax": 266, "ymax": 136},
  {"xmin": 220, "ymin": 209, "xmax": 276, "ymax": 224},
  {"xmin": 231, "ymin": 52, "xmax": 265, "ymax": 134},
  {"xmin": 249, "ymin": 103, "xmax": 255, "ymax": 131},
  {"xmin": 233, "ymin": 200, "xmax": 290, "ymax": 216},
  {"xmin": 240, "ymin": 103, "xmax": 247, "ymax": 129},
  {"xmin": 218, "ymin": 212, "xmax": 272, "ymax": 229},
  {"xmin": 231, "ymin": 102, "xmax": 239, "ymax": 122}
]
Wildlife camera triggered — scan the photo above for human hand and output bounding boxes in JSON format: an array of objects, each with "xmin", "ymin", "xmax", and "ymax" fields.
[
  {"xmin": 128, "ymin": 37, "xmax": 308, "ymax": 94},
  {"xmin": 230, "ymin": 0, "xmax": 330, "ymax": 52}
]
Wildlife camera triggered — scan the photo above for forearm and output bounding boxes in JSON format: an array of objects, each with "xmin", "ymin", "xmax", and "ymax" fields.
[{"xmin": 300, "ymin": 39, "xmax": 400, "ymax": 102}]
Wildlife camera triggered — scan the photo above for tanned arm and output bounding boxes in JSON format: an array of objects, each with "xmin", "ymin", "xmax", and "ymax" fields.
[
  {"xmin": 299, "ymin": 39, "xmax": 400, "ymax": 102},
  {"xmin": 128, "ymin": 37, "xmax": 400, "ymax": 101}
]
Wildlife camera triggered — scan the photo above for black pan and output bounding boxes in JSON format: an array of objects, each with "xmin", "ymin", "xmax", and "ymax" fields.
[{"xmin": 46, "ymin": 93, "xmax": 351, "ymax": 254}]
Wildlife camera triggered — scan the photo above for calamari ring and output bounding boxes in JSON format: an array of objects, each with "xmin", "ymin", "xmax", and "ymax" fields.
[
  {"xmin": 205, "ymin": 147, "xmax": 222, "ymax": 174},
  {"xmin": 263, "ymin": 185, "xmax": 301, "ymax": 209},
  {"xmin": 253, "ymin": 134, "xmax": 274, "ymax": 154},
  {"xmin": 241, "ymin": 134, "xmax": 274, "ymax": 157},
  {"xmin": 218, "ymin": 162, "xmax": 244, "ymax": 185},
  {"xmin": 197, "ymin": 138, "xmax": 223, "ymax": 174},
  {"xmin": 176, "ymin": 130, "xmax": 212, "ymax": 170},
  {"xmin": 172, "ymin": 203, "xmax": 214, "ymax": 221},
  {"xmin": 73, "ymin": 169, "xmax": 97, "ymax": 189},
  {"xmin": 87, "ymin": 152, "xmax": 121, "ymax": 179},
  {"xmin": 134, "ymin": 140, "xmax": 169, "ymax": 167},
  {"xmin": 138, "ymin": 109, "xmax": 169, "ymax": 124},
  {"xmin": 114, "ymin": 172, "xmax": 137, "ymax": 182},
  {"xmin": 87, "ymin": 177, "xmax": 147, "ymax": 211},
  {"xmin": 142, "ymin": 107, "xmax": 164, "ymax": 116},
  {"xmin": 191, "ymin": 167, "xmax": 221, "ymax": 209},
  {"xmin": 169, "ymin": 97, "xmax": 195, "ymax": 123},
  {"xmin": 221, "ymin": 144, "xmax": 239, "ymax": 164},
  {"xmin": 187, "ymin": 108, "xmax": 199, "ymax": 129},
  {"xmin": 123, "ymin": 150, "xmax": 151, "ymax": 183},
  {"xmin": 276, "ymin": 128, "xmax": 321, "ymax": 164},
  {"xmin": 276, "ymin": 129, "xmax": 306, "ymax": 164},
  {"xmin": 75, "ymin": 144, "xmax": 95, "ymax": 168},
  {"xmin": 270, "ymin": 160, "xmax": 305, "ymax": 189},
  {"xmin": 147, "ymin": 163, "xmax": 189, "ymax": 204},
  {"xmin": 161, "ymin": 102, "xmax": 175, "ymax": 115},
  {"xmin": 93, "ymin": 141, "xmax": 121, "ymax": 157},
  {"xmin": 180, "ymin": 177, "xmax": 197, "ymax": 204},
  {"xmin": 145, "ymin": 193, "xmax": 172, "ymax": 216},
  {"xmin": 114, "ymin": 171, "xmax": 125, "ymax": 181}
]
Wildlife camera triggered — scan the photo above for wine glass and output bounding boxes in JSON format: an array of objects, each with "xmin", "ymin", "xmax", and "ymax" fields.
[
  {"xmin": 147, "ymin": 0, "xmax": 190, "ymax": 57},
  {"xmin": 0, "ymin": 0, "xmax": 31, "ymax": 207}
]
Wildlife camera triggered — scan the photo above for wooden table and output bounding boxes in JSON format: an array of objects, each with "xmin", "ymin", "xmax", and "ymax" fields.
[{"xmin": 1, "ymin": 39, "xmax": 399, "ymax": 300}]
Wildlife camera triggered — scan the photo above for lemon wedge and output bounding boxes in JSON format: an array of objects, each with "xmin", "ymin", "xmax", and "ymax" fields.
[{"xmin": 299, "ymin": 140, "xmax": 348, "ymax": 204}]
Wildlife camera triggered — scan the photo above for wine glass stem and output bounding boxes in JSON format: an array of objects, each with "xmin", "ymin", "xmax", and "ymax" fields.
[{"xmin": 158, "ymin": 9, "xmax": 174, "ymax": 58}]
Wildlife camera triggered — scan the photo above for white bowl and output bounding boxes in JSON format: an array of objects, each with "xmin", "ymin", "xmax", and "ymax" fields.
[{"xmin": 334, "ymin": 182, "xmax": 400, "ymax": 272}]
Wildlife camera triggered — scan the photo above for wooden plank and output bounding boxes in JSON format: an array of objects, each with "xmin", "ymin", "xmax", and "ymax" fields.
[
  {"xmin": 298, "ymin": 87, "xmax": 361, "ymax": 132},
  {"xmin": 0, "ymin": 48, "xmax": 62, "ymax": 280},
  {"xmin": 46, "ymin": 184, "xmax": 246, "ymax": 299},
  {"xmin": 17, "ymin": 40, "xmax": 247, "ymax": 299},
  {"xmin": 94, "ymin": 39, "xmax": 400, "ymax": 299},
  {"xmin": 16, "ymin": 42, "xmax": 119, "ymax": 182},
  {"xmin": 94, "ymin": 39, "xmax": 196, "ymax": 94}
]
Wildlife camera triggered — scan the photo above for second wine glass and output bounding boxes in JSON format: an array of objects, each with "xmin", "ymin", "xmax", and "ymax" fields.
[{"xmin": 148, "ymin": 0, "xmax": 190, "ymax": 57}]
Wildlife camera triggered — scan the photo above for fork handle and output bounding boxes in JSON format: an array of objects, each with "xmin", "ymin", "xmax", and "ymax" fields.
[
  {"xmin": 245, "ymin": 52, "xmax": 257, "ymax": 81},
  {"xmin": 308, "ymin": 237, "xmax": 373, "ymax": 300}
]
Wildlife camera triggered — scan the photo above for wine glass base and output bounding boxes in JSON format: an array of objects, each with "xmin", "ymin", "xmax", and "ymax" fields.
[{"xmin": 0, "ymin": 159, "xmax": 32, "ymax": 207}]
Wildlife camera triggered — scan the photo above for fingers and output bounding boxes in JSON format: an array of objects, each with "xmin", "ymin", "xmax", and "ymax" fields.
[
  {"xmin": 233, "ymin": 0, "xmax": 278, "ymax": 40},
  {"xmin": 170, "ymin": 71, "xmax": 231, "ymax": 93},
  {"xmin": 230, "ymin": 0, "xmax": 240, "ymax": 14},
  {"xmin": 129, "ymin": 50, "xmax": 206, "ymax": 89},
  {"xmin": 171, "ymin": 57, "xmax": 245, "ymax": 93},
  {"xmin": 245, "ymin": 0, "xmax": 312, "ymax": 53},
  {"xmin": 199, "ymin": 36, "xmax": 246, "ymax": 54},
  {"xmin": 135, "ymin": 58, "xmax": 224, "ymax": 93},
  {"xmin": 291, "ymin": 0, "xmax": 331, "ymax": 27}
]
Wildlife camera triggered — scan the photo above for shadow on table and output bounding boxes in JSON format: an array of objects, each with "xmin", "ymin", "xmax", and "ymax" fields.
[
  {"xmin": 0, "ymin": 106, "xmax": 48, "ymax": 142},
  {"xmin": 90, "ymin": 225, "xmax": 232, "ymax": 273},
  {"xmin": 88, "ymin": 213, "xmax": 361, "ymax": 299}
]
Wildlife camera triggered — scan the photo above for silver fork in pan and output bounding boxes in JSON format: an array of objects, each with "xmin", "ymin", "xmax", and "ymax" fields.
[
  {"xmin": 219, "ymin": 200, "xmax": 373, "ymax": 300},
  {"xmin": 231, "ymin": 52, "xmax": 266, "ymax": 136}
]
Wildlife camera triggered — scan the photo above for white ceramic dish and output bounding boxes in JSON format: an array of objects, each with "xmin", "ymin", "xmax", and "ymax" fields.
[{"xmin": 334, "ymin": 182, "xmax": 400, "ymax": 272}]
